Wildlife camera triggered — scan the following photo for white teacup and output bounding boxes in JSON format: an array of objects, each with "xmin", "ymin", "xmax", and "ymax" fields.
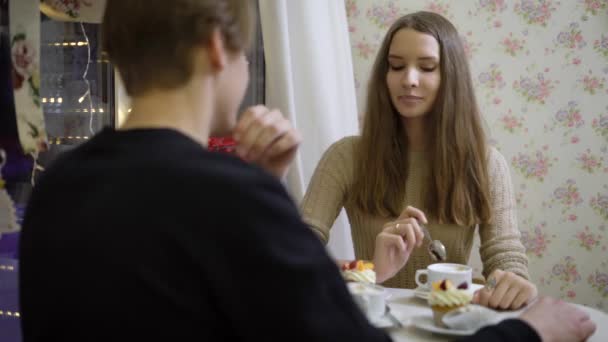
[
  {"xmin": 347, "ymin": 282, "xmax": 387, "ymax": 320},
  {"xmin": 415, "ymin": 263, "xmax": 472, "ymax": 291}
]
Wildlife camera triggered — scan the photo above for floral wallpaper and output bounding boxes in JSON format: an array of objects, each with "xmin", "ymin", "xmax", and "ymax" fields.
[
  {"xmin": 9, "ymin": 0, "xmax": 47, "ymax": 154},
  {"xmin": 345, "ymin": 0, "xmax": 608, "ymax": 311}
]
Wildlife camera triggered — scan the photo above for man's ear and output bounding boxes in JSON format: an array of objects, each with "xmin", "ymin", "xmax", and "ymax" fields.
[{"xmin": 208, "ymin": 28, "xmax": 227, "ymax": 71}]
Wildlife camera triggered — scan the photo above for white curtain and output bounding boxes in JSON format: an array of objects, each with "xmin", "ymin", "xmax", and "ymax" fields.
[{"xmin": 259, "ymin": 0, "xmax": 357, "ymax": 260}]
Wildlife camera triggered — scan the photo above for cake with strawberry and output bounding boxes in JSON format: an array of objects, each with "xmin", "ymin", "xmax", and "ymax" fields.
[
  {"xmin": 341, "ymin": 260, "xmax": 376, "ymax": 284},
  {"xmin": 428, "ymin": 279, "xmax": 472, "ymax": 327}
]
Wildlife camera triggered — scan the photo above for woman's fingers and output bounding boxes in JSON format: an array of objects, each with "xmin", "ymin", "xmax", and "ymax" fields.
[{"xmin": 398, "ymin": 205, "xmax": 428, "ymax": 225}]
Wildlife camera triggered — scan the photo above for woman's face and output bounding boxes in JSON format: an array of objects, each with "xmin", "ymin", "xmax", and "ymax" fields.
[{"xmin": 386, "ymin": 28, "xmax": 441, "ymax": 119}]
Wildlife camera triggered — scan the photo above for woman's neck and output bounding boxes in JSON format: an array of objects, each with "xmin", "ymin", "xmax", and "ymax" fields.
[{"xmin": 401, "ymin": 116, "xmax": 427, "ymax": 151}]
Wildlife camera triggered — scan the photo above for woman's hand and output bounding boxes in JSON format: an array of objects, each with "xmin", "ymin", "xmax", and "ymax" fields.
[
  {"xmin": 473, "ymin": 269, "xmax": 538, "ymax": 310},
  {"xmin": 373, "ymin": 206, "xmax": 428, "ymax": 283}
]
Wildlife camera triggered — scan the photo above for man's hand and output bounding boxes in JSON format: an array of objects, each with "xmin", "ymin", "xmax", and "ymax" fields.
[
  {"xmin": 520, "ymin": 296, "xmax": 596, "ymax": 342},
  {"xmin": 233, "ymin": 105, "xmax": 301, "ymax": 179}
]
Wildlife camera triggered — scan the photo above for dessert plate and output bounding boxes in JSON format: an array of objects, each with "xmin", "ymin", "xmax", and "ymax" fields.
[
  {"xmin": 410, "ymin": 315, "xmax": 475, "ymax": 336},
  {"xmin": 369, "ymin": 307, "xmax": 402, "ymax": 329}
]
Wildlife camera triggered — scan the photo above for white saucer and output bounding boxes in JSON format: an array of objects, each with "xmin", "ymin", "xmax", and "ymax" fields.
[
  {"xmin": 414, "ymin": 287, "xmax": 430, "ymax": 300},
  {"xmin": 413, "ymin": 283, "xmax": 484, "ymax": 300},
  {"xmin": 410, "ymin": 315, "xmax": 475, "ymax": 336},
  {"xmin": 370, "ymin": 313, "xmax": 401, "ymax": 329}
]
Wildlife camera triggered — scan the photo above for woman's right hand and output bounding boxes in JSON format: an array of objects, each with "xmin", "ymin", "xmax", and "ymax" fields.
[
  {"xmin": 385, "ymin": 206, "xmax": 428, "ymax": 249},
  {"xmin": 373, "ymin": 206, "xmax": 428, "ymax": 283}
]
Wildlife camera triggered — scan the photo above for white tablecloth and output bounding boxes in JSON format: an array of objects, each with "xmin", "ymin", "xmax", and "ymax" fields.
[{"xmin": 385, "ymin": 287, "xmax": 608, "ymax": 342}]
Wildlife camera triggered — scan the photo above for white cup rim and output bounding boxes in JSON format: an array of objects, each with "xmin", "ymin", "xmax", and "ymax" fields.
[{"xmin": 427, "ymin": 263, "xmax": 472, "ymax": 274}]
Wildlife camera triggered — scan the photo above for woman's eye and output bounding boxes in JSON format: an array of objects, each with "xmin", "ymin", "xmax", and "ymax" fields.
[
  {"xmin": 389, "ymin": 65, "xmax": 404, "ymax": 71},
  {"xmin": 421, "ymin": 66, "xmax": 437, "ymax": 72}
]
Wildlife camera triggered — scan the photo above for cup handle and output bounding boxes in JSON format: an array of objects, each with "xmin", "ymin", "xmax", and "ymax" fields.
[{"xmin": 415, "ymin": 269, "xmax": 428, "ymax": 288}]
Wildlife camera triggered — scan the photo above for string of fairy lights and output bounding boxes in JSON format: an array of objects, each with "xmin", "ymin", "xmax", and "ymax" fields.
[{"xmin": 0, "ymin": 263, "xmax": 19, "ymax": 319}]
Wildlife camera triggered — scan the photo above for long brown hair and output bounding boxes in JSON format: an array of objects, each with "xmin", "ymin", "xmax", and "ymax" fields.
[{"xmin": 350, "ymin": 11, "xmax": 492, "ymax": 226}]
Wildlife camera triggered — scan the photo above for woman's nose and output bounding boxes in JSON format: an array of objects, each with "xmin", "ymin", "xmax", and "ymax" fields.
[{"xmin": 402, "ymin": 68, "xmax": 419, "ymax": 88}]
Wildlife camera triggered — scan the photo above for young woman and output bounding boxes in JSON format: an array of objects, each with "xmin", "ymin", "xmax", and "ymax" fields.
[{"xmin": 301, "ymin": 11, "xmax": 537, "ymax": 310}]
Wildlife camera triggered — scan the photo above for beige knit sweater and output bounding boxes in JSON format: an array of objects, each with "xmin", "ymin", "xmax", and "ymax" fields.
[{"xmin": 300, "ymin": 136, "xmax": 529, "ymax": 289}]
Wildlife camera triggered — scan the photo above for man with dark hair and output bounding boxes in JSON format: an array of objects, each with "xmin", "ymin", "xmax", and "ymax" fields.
[{"xmin": 19, "ymin": 1, "xmax": 595, "ymax": 341}]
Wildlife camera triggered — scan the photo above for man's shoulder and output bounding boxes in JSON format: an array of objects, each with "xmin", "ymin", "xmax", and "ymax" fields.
[{"xmin": 172, "ymin": 151, "xmax": 279, "ymax": 189}]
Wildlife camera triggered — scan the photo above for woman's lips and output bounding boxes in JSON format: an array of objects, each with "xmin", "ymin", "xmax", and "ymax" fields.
[{"xmin": 398, "ymin": 95, "xmax": 424, "ymax": 105}]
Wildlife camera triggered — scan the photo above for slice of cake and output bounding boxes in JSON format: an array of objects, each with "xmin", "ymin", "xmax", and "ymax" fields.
[
  {"xmin": 341, "ymin": 260, "xmax": 376, "ymax": 284},
  {"xmin": 428, "ymin": 279, "xmax": 472, "ymax": 327}
]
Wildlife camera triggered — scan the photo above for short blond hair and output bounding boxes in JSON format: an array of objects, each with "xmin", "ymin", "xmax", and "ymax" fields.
[{"xmin": 102, "ymin": 0, "xmax": 254, "ymax": 96}]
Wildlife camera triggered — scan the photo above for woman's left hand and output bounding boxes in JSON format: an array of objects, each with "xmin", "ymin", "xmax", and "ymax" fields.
[{"xmin": 472, "ymin": 269, "xmax": 538, "ymax": 310}]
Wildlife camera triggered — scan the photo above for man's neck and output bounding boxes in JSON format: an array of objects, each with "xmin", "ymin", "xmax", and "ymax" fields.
[{"xmin": 120, "ymin": 82, "xmax": 214, "ymax": 147}]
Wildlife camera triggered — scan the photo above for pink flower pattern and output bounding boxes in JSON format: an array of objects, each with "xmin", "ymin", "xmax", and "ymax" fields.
[
  {"xmin": 550, "ymin": 256, "xmax": 581, "ymax": 288},
  {"xmin": 579, "ymin": 0, "xmax": 608, "ymax": 15},
  {"xmin": 576, "ymin": 149, "xmax": 604, "ymax": 173},
  {"xmin": 514, "ymin": 0, "xmax": 559, "ymax": 27},
  {"xmin": 551, "ymin": 256, "xmax": 581, "ymax": 283},
  {"xmin": 573, "ymin": 226, "xmax": 602, "ymax": 251},
  {"xmin": 501, "ymin": 33, "xmax": 526, "ymax": 56},
  {"xmin": 511, "ymin": 147, "xmax": 555, "ymax": 181},
  {"xmin": 365, "ymin": 2, "xmax": 401, "ymax": 29},
  {"xmin": 11, "ymin": 34, "xmax": 40, "ymax": 108},
  {"xmin": 594, "ymin": 34, "xmax": 608, "ymax": 59},
  {"xmin": 579, "ymin": 72, "xmax": 606, "ymax": 95},
  {"xmin": 425, "ymin": 1, "xmax": 452, "ymax": 18},
  {"xmin": 499, "ymin": 110, "xmax": 526, "ymax": 134},
  {"xmin": 478, "ymin": 0, "xmax": 508, "ymax": 13},
  {"xmin": 345, "ymin": 0, "xmax": 360, "ymax": 19},
  {"xmin": 461, "ymin": 32, "xmax": 481, "ymax": 60},
  {"xmin": 591, "ymin": 113, "xmax": 608, "ymax": 140},
  {"xmin": 513, "ymin": 72, "xmax": 556, "ymax": 104},
  {"xmin": 355, "ymin": 39, "xmax": 377, "ymax": 59},
  {"xmin": 552, "ymin": 179, "xmax": 584, "ymax": 208},
  {"xmin": 478, "ymin": 64, "xmax": 506, "ymax": 90},
  {"xmin": 521, "ymin": 222, "xmax": 551, "ymax": 257},
  {"xmin": 588, "ymin": 270, "xmax": 608, "ymax": 297},
  {"xmin": 555, "ymin": 23, "xmax": 587, "ymax": 50},
  {"xmin": 589, "ymin": 185, "xmax": 608, "ymax": 220},
  {"xmin": 544, "ymin": 101, "xmax": 585, "ymax": 140}
]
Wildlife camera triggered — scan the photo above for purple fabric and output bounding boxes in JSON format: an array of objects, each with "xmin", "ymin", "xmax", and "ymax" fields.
[
  {"xmin": 0, "ymin": 232, "xmax": 20, "ymax": 259},
  {"xmin": 0, "ymin": 257, "xmax": 20, "ymax": 342}
]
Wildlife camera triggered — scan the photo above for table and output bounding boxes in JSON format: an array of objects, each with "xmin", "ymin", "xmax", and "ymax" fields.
[{"xmin": 385, "ymin": 287, "xmax": 608, "ymax": 342}]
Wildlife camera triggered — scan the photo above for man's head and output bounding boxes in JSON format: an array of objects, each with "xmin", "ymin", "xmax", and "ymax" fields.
[{"xmin": 102, "ymin": 0, "xmax": 254, "ymax": 134}]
